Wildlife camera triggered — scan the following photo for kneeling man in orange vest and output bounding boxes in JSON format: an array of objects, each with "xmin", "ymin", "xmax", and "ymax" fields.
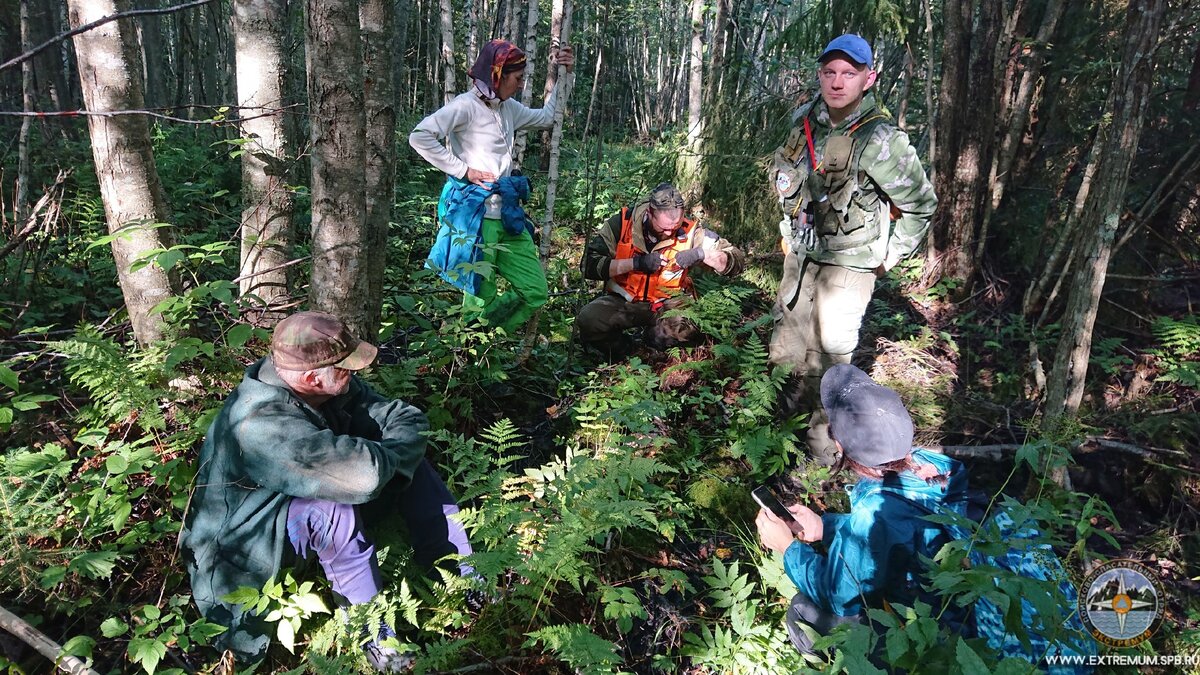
[{"xmin": 577, "ymin": 183, "xmax": 745, "ymax": 350}]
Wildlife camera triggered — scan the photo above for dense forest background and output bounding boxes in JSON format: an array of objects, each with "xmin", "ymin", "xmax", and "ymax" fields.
[{"xmin": 0, "ymin": 0, "xmax": 1198, "ymax": 673}]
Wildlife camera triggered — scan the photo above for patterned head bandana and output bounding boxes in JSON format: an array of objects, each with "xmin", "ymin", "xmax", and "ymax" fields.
[{"xmin": 469, "ymin": 39, "xmax": 527, "ymax": 99}]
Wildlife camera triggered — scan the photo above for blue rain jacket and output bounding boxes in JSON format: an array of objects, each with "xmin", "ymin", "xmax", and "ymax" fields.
[
  {"xmin": 783, "ymin": 449, "xmax": 969, "ymax": 617},
  {"xmin": 426, "ymin": 175, "xmax": 532, "ymax": 294}
]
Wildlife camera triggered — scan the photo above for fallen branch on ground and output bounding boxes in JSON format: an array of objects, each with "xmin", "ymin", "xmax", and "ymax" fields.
[{"xmin": 0, "ymin": 605, "xmax": 100, "ymax": 675}]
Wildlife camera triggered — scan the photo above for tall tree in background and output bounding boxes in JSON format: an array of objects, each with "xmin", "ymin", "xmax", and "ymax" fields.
[
  {"xmin": 679, "ymin": 0, "xmax": 704, "ymax": 199},
  {"xmin": 512, "ymin": 0, "xmax": 540, "ymax": 165},
  {"xmin": 438, "ymin": 0, "xmax": 457, "ymax": 103},
  {"xmin": 1042, "ymin": 0, "xmax": 1166, "ymax": 443},
  {"xmin": 233, "ymin": 0, "xmax": 294, "ymax": 323},
  {"xmin": 925, "ymin": 0, "xmax": 1002, "ymax": 298},
  {"xmin": 305, "ymin": 0, "xmax": 371, "ymax": 336},
  {"xmin": 67, "ymin": 0, "xmax": 178, "ymax": 346},
  {"xmin": 16, "ymin": 0, "xmax": 33, "ymax": 221},
  {"xmin": 135, "ymin": 0, "xmax": 169, "ymax": 110},
  {"xmin": 361, "ymin": 0, "xmax": 397, "ymax": 331},
  {"xmin": 539, "ymin": 0, "xmax": 574, "ymax": 263}
]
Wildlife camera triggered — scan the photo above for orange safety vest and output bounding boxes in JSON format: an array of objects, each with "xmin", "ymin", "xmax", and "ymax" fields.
[{"xmin": 607, "ymin": 207, "xmax": 700, "ymax": 304}]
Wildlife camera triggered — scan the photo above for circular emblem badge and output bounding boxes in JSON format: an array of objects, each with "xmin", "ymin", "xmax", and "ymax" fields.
[
  {"xmin": 1078, "ymin": 559, "xmax": 1165, "ymax": 648},
  {"xmin": 775, "ymin": 172, "xmax": 792, "ymax": 195}
]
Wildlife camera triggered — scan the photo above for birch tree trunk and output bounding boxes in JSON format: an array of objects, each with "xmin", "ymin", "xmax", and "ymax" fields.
[
  {"xmin": 539, "ymin": 0, "xmax": 573, "ymax": 263},
  {"xmin": 361, "ymin": 0, "xmax": 396, "ymax": 333},
  {"xmin": 1042, "ymin": 0, "xmax": 1164, "ymax": 473},
  {"xmin": 68, "ymin": 0, "xmax": 177, "ymax": 346},
  {"xmin": 306, "ymin": 0, "xmax": 371, "ymax": 337},
  {"xmin": 538, "ymin": 0, "xmax": 566, "ymax": 170},
  {"xmin": 438, "ymin": 0, "xmax": 456, "ymax": 103},
  {"xmin": 17, "ymin": 0, "xmax": 33, "ymax": 221},
  {"xmin": 680, "ymin": 0, "xmax": 705, "ymax": 198},
  {"xmin": 512, "ymin": 0, "xmax": 540, "ymax": 166},
  {"xmin": 233, "ymin": 0, "xmax": 293, "ymax": 323}
]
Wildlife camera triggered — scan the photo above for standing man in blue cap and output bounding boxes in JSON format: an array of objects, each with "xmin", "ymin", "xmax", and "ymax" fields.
[{"xmin": 767, "ymin": 34, "xmax": 937, "ymax": 464}]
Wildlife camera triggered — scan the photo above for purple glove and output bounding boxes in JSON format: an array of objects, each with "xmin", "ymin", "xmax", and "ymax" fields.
[{"xmin": 674, "ymin": 247, "xmax": 706, "ymax": 269}]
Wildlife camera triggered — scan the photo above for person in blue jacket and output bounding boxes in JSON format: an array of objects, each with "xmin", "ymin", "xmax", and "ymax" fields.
[{"xmin": 755, "ymin": 363, "xmax": 970, "ymax": 653}]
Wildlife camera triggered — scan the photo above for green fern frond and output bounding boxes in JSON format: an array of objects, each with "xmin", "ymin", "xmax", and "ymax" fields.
[
  {"xmin": 524, "ymin": 623, "xmax": 623, "ymax": 675},
  {"xmin": 50, "ymin": 325, "xmax": 167, "ymax": 431}
]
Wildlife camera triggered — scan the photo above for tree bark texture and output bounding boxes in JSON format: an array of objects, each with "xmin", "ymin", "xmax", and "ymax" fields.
[
  {"xmin": 1043, "ymin": 0, "xmax": 1165, "ymax": 427},
  {"xmin": 680, "ymin": 0, "xmax": 705, "ymax": 197},
  {"xmin": 361, "ymin": 0, "xmax": 396, "ymax": 334},
  {"xmin": 540, "ymin": 0, "xmax": 573, "ymax": 263},
  {"xmin": 987, "ymin": 0, "xmax": 1066, "ymax": 214},
  {"xmin": 438, "ymin": 0, "xmax": 456, "ymax": 103},
  {"xmin": 305, "ymin": 0, "xmax": 371, "ymax": 337},
  {"xmin": 233, "ymin": 0, "xmax": 294, "ymax": 322},
  {"xmin": 926, "ymin": 0, "xmax": 1002, "ymax": 297},
  {"xmin": 17, "ymin": 0, "xmax": 34, "ymax": 221},
  {"xmin": 68, "ymin": 0, "xmax": 178, "ymax": 346},
  {"xmin": 136, "ymin": 0, "xmax": 168, "ymax": 109},
  {"xmin": 512, "ymin": 0, "xmax": 540, "ymax": 166}
]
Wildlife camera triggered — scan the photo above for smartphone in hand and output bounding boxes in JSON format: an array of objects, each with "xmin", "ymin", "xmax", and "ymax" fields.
[{"xmin": 752, "ymin": 485, "xmax": 805, "ymax": 535}]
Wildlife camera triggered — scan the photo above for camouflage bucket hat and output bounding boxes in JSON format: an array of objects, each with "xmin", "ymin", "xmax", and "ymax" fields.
[
  {"xmin": 271, "ymin": 311, "xmax": 378, "ymax": 371},
  {"xmin": 648, "ymin": 182, "xmax": 684, "ymax": 210}
]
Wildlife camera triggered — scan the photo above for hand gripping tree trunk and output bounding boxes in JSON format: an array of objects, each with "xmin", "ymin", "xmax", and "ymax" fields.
[
  {"xmin": 1041, "ymin": 0, "xmax": 1165, "ymax": 483},
  {"xmin": 306, "ymin": 0, "xmax": 371, "ymax": 337},
  {"xmin": 68, "ymin": 0, "xmax": 178, "ymax": 346},
  {"xmin": 233, "ymin": 0, "xmax": 294, "ymax": 325},
  {"xmin": 360, "ymin": 0, "xmax": 397, "ymax": 332}
]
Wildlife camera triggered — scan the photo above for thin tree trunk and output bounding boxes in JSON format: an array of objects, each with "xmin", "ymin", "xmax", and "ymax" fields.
[
  {"xmin": 923, "ymin": 0, "xmax": 936, "ymax": 179},
  {"xmin": 466, "ymin": 0, "xmax": 478, "ymax": 60},
  {"xmin": 925, "ymin": 0, "xmax": 1002, "ymax": 298},
  {"xmin": 361, "ymin": 0, "xmax": 396, "ymax": 334},
  {"xmin": 986, "ymin": 0, "xmax": 1066, "ymax": 213},
  {"xmin": 233, "ymin": 0, "xmax": 293, "ymax": 323},
  {"xmin": 581, "ymin": 39, "xmax": 603, "ymax": 143},
  {"xmin": 897, "ymin": 42, "xmax": 913, "ymax": 130},
  {"xmin": 438, "ymin": 0, "xmax": 456, "ymax": 103},
  {"xmin": 512, "ymin": 0, "xmax": 540, "ymax": 166},
  {"xmin": 539, "ymin": 0, "xmax": 573, "ymax": 263},
  {"xmin": 17, "ymin": 0, "xmax": 34, "ymax": 221},
  {"xmin": 68, "ymin": 0, "xmax": 178, "ymax": 346},
  {"xmin": 706, "ymin": 0, "xmax": 728, "ymax": 108},
  {"xmin": 681, "ymin": 0, "xmax": 704, "ymax": 197},
  {"xmin": 136, "ymin": 0, "xmax": 168, "ymax": 109},
  {"xmin": 538, "ymin": 0, "xmax": 565, "ymax": 170},
  {"xmin": 393, "ymin": 0, "xmax": 411, "ymax": 103},
  {"xmin": 306, "ymin": 0, "xmax": 371, "ymax": 336},
  {"xmin": 1042, "ymin": 0, "xmax": 1165, "ymax": 476}
]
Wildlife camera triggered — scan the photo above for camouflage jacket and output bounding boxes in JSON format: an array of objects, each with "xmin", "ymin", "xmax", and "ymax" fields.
[{"xmin": 770, "ymin": 93, "xmax": 936, "ymax": 272}]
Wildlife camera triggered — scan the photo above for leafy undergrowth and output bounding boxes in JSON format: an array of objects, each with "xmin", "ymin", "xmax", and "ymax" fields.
[{"xmin": 1, "ymin": 142, "xmax": 1198, "ymax": 674}]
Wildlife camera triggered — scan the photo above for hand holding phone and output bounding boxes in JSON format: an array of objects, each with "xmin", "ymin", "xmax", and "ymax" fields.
[{"xmin": 752, "ymin": 485, "xmax": 804, "ymax": 536}]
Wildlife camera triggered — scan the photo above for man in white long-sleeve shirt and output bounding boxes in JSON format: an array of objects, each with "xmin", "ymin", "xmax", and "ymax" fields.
[{"xmin": 409, "ymin": 39, "xmax": 575, "ymax": 334}]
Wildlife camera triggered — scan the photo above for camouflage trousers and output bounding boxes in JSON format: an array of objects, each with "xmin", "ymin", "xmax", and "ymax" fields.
[
  {"xmin": 768, "ymin": 253, "xmax": 876, "ymax": 464},
  {"xmin": 576, "ymin": 294, "xmax": 700, "ymax": 350}
]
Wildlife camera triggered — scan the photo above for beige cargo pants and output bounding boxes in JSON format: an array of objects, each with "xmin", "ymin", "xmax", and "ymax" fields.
[{"xmin": 768, "ymin": 252, "xmax": 876, "ymax": 464}]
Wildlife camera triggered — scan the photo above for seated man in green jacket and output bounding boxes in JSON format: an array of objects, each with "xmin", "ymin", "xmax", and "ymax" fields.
[{"xmin": 180, "ymin": 311, "xmax": 472, "ymax": 671}]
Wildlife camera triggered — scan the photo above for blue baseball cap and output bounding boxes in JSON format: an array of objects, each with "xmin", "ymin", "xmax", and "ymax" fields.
[{"xmin": 818, "ymin": 34, "xmax": 873, "ymax": 67}]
